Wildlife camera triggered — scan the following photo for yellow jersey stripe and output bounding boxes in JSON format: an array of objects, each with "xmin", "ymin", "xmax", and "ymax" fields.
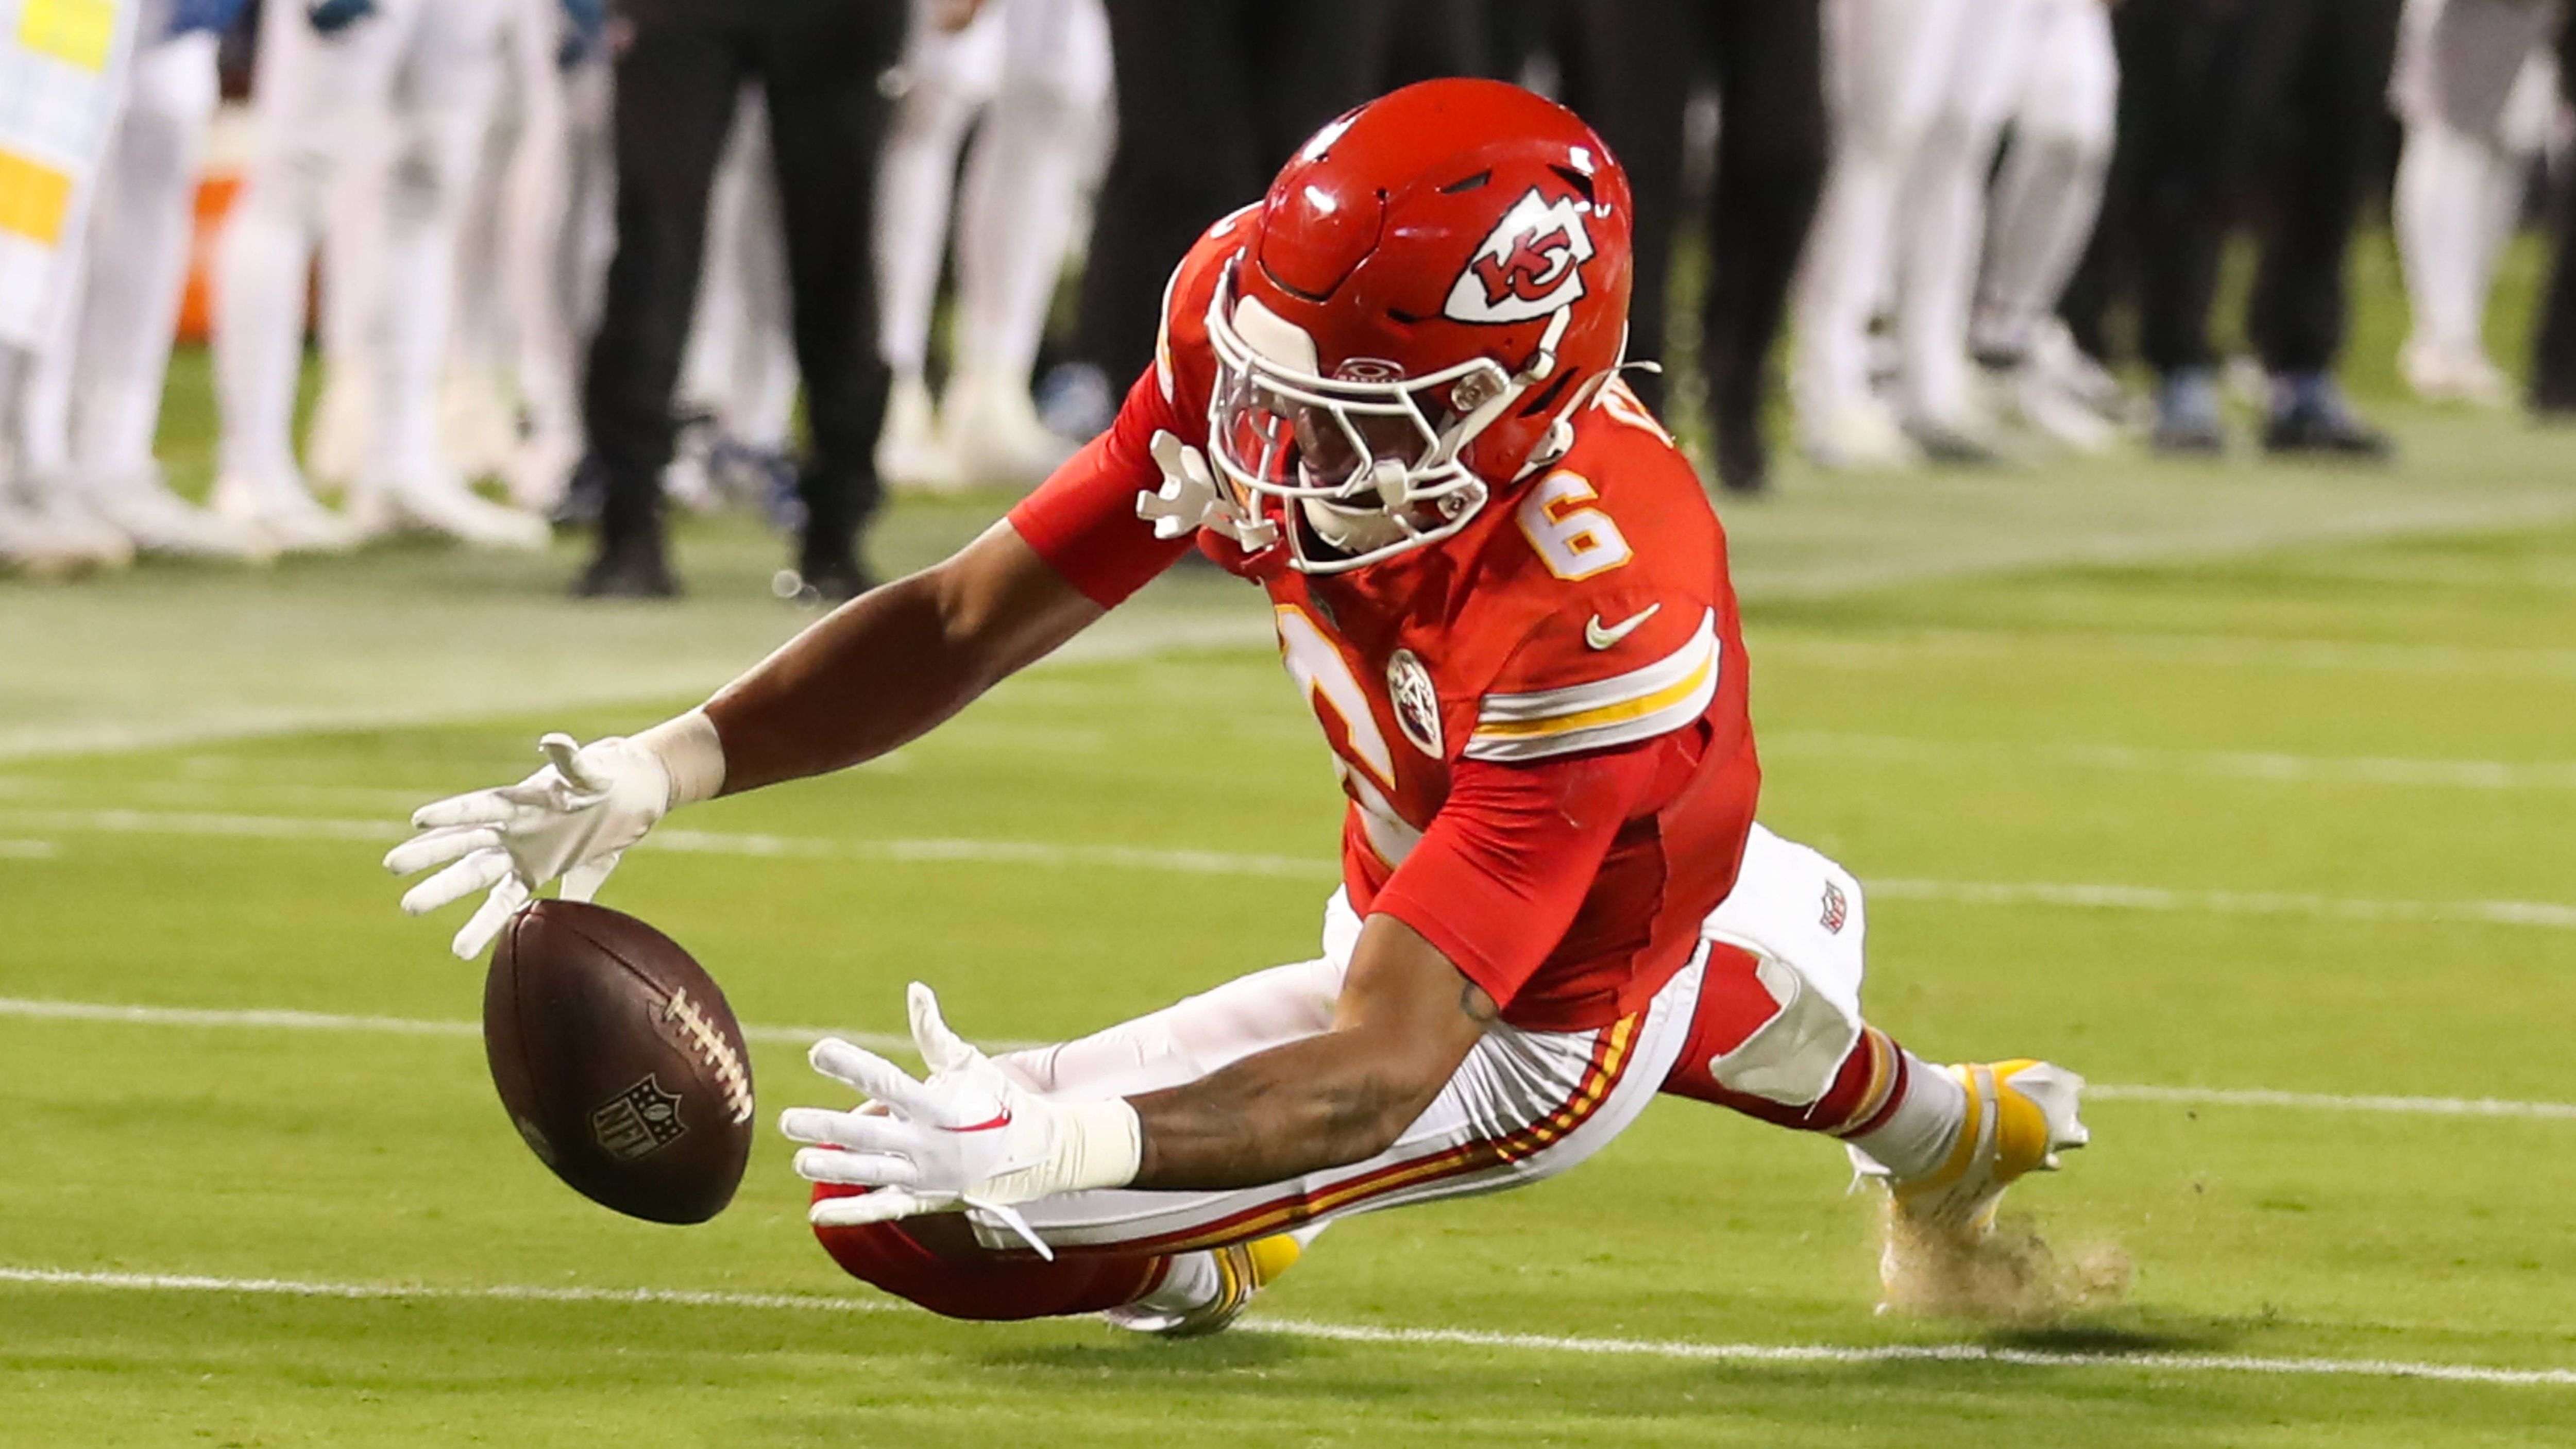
[{"xmin": 1469, "ymin": 650, "xmax": 1715, "ymax": 740}]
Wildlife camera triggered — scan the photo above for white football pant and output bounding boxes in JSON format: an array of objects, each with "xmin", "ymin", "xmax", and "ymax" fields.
[
  {"xmin": 215, "ymin": 0, "xmax": 510, "ymax": 497},
  {"xmin": 1795, "ymin": 0, "xmax": 1977, "ymax": 432},
  {"xmin": 963, "ymin": 825, "xmax": 1965, "ymax": 1257},
  {"xmin": 676, "ymin": 91, "xmax": 798, "ymax": 456},
  {"xmin": 875, "ymin": 0, "xmax": 1111, "ymax": 392},
  {"xmin": 2392, "ymin": 0, "xmax": 2568, "ymax": 367},
  {"xmin": 1975, "ymin": 0, "xmax": 2121, "ymax": 365},
  {"xmin": 501, "ymin": 0, "xmax": 613, "ymax": 497},
  {"xmin": 16, "ymin": 22, "xmax": 220, "ymax": 487}
]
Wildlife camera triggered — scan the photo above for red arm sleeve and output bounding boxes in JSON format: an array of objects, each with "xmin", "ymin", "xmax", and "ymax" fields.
[
  {"xmin": 1366, "ymin": 743, "xmax": 1666, "ymax": 1011},
  {"xmin": 1005, "ymin": 367, "xmax": 1196, "ymax": 609}
]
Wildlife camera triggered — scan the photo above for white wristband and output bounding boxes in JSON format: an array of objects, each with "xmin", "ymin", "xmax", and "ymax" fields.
[
  {"xmin": 632, "ymin": 709, "xmax": 727, "ymax": 810},
  {"xmin": 1052, "ymin": 1098, "xmax": 1145, "ymax": 1194}
]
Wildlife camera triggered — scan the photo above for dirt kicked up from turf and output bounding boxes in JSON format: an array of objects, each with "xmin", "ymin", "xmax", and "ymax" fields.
[{"xmin": 1879, "ymin": 1208, "xmax": 2136, "ymax": 1324}]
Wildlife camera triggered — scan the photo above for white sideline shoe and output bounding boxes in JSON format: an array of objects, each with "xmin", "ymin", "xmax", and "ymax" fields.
[
  {"xmin": 2401, "ymin": 341, "xmax": 2513, "ymax": 410},
  {"xmin": 1994, "ymin": 365, "xmax": 2120, "ymax": 455},
  {"xmin": 0, "ymin": 494, "xmax": 130, "ymax": 574},
  {"xmin": 350, "ymin": 471, "xmax": 550, "ymax": 550},
  {"xmin": 87, "ymin": 468, "xmax": 275, "ymax": 561},
  {"xmin": 212, "ymin": 472, "xmax": 367, "ymax": 555},
  {"xmin": 441, "ymin": 367, "xmax": 522, "ymax": 482},
  {"xmin": 1802, "ymin": 400, "xmax": 1924, "ymax": 472},
  {"xmin": 945, "ymin": 373, "xmax": 1076, "ymax": 490},
  {"xmin": 878, "ymin": 374, "xmax": 963, "ymax": 494}
]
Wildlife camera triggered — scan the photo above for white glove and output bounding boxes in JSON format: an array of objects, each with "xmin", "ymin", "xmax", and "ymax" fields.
[
  {"xmin": 383, "ymin": 715, "xmax": 720, "ymax": 958},
  {"xmin": 781, "ymin": 983, "xmax": 1143, "ymax": 1256}
]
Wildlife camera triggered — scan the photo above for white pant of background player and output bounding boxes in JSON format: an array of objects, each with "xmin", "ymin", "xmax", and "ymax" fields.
[
  {"xmin": 873, "ymin": 0, "xmax": 1112, "ymax": 493},
  {"xmin": 211, "ymin": 0, "xmax": 544, "ymax": 551},
  {"xmin": 966, "ymin": 826, "xmax": 1943, "ymax": 1286},
  {"xmin": 14, "ymin": 0, "xmax": 264, "ymax": 560},
  {"xmin": 2391, "ymin": 0, "xmax": 2569, "ymax": 406}
]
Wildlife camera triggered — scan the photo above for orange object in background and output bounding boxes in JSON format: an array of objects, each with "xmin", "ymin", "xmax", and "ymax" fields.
[
  {"xmin": 176, "ymin": 104, "xmax": 255, "ymax": 344},
  {"xmin": 176, "ymin": 167, "xmax": 238, "ymax": 344}
]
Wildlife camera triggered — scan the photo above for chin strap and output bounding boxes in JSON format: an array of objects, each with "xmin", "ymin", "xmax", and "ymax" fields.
[{"xmin": 1138, "ymin": 430, "xmax": 1280, "ymax": 552}]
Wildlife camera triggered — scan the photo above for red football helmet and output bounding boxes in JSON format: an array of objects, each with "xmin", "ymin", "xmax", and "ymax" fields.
[{"xmin": 1204, "ymin": 79, "xmax": 1635, "ymax": 573}]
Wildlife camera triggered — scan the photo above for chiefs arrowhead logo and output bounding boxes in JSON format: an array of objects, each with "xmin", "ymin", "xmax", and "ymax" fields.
[{"xmin": 1443, "ymin": 189, "xmax": 1597, "ymax": 326}]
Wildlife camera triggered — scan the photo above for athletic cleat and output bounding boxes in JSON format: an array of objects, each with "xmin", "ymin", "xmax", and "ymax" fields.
[
  {"xmin": 878, "ymin": 375, "xmax": 963, "ymax": 494},
  {"xmin": 1852, "ymin": 1059, "xmax": 2088, "ymax": 1315},
  {"xmin": 1104, "ymin": 1234, "xmax": 1302, "ymax": 1339},
  {"xmin": 350, "ymin": 472, "xmax": 550, "ymax": 550},
  {"xmin": 212, "ymin": 473, "xmax": 367, "ymax": 555},
  {"xmin": 86, "ymin": 469, "xmax": 276, "ymax": 562},
  {"xmin": 1801, "ymin": 401, "xmax": 1923, "ymax": 472}
]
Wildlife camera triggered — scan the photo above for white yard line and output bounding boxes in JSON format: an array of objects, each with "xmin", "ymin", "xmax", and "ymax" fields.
[
  {"xmin": 1757, "ymin": 629, "xmax": 2576, "ymax": 681},
  {"xmin": 0, "ymin": 838, "xmax": 58, "ymax": 858},
  {"xmin": 1865, "ymin": 878, "xmax": 2576, "ymax": 930},
  {"xmin": 4, "ymin": 805, "xmax": 2572, "ymax": 931},
  {"xmin": 1, "ymin": 1266, "xmax": 2567, "ymax": 1388},
  {"xmin": 1764, "ymin": 732, "xmax": 2576, "ymax": 790},
  {"xmin": 5, "ymin": 994, "xmax": 2573, "ymax": 1122}
]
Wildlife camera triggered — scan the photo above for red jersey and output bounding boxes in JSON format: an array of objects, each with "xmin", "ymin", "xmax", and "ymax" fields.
[{"xmin": 1010, "ymin": 222, "xmax": 1760, "ymax": 1031}]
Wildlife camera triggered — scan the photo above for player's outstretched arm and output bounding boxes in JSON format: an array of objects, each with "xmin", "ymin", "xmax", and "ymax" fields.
[
  {"xmin": 783, "ymin": 916, "xmax": 1493, "ymax": 1231},
  {"xmin": 703, "ymin": 520, "xmax": 1101, "ymax": 795},
  {"xmin": 1124, "ymin": 915, "xmax": 1493, "ymax": 1187},
  {"xmin": 385, "ymin": 521, "xmax": 1099, "ymax": 957}
]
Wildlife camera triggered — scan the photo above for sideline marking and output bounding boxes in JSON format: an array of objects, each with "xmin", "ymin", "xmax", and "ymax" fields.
[
  {"xmin": 2, "ymin": 1267, "xmax": 2569, "ymax": 1388},
  {"xmin": 4, "ymin": 996, "xmax": 2573, "ymax": 1122},
  {"xmin": 0, "ymin": 838, "xmax": 58, "ymax": 858},
  {"xmin": 2, "ymin": 806, "xmax": 2571, "ymax": 931}
]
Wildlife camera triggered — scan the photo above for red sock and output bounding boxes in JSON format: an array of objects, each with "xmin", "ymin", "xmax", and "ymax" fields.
[
  {"xmin": 1660, "ymin": 942, "xmax": 1909, "ymax": 1137},
  {"xmin": 809, "ymin": 1184, "xmax": 1167, "ymax": 1321}
]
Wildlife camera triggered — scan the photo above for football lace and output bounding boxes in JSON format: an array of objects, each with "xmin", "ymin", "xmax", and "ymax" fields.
[{"xmin": 661, "ymin": 988, "xmax": 755, "ymax": 1124}]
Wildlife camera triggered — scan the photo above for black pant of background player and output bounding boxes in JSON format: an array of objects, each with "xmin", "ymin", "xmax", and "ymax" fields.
[
  {"xmin": 1071, "ymin": 0, "xmax": 1402, "ymax": 394},
  {"xmin": 2529, "ymin": 8, "xmax": 2576, "ymax": 415},
  {"xmin": 577, "ymin": 0, "xmax": 907, "ymax": 599},
  {"xmin": 1580, "ymin": 0, "xmax": 1826, "ymax": 496},
  {"xmin": 2119, "ymin": 0, "xmax": 2401, "ymax": 427}
]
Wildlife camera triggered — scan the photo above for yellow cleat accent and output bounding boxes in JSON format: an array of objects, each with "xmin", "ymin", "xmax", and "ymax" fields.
[
  {"xmin": 1107, "ymin": 1233, "xmax": 1302, "ymax": 1339},
  {"xmin": 1863, "ymin": 1059, "xmax": 2091, "ymax": 1317}
]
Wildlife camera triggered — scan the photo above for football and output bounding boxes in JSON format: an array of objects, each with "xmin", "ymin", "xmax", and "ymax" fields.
[{"xmin": 482, "ymin": 900, "xmax": 756, "ymax": 1224}]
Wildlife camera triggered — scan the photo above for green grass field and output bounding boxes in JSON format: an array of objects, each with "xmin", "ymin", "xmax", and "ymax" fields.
[{"xmin": 5, "ymin": 346, "xmax": 2576, "ymax": 1445}]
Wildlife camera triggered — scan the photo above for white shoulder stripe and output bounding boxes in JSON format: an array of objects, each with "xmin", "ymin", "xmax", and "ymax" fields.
[
  {"xmin": 1477, "ymin": 611, "xmax": 1717, "ymax": 723},
  {"xmin": 1465, "ymin": 611, "xmax": 1721, "ymax": 763}
]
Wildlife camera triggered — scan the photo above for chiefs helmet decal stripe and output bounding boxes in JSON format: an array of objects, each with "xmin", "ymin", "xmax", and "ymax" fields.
[{"xmin": 1466, "ymin": 613, "xmax": 1719, "ymax": 763}]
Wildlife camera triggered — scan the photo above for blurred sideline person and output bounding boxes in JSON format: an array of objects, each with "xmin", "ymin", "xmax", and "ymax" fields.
[
  {"xmin": 577, "ymin": 0, "xmax": 908, "ymax": 600},
  {"xmin": 391, "ymin": 80, "xmax": 2089, "ymax": 1340},
  {"xmin": 1579, "ymin": 0, "xmax": 1827, "ymax": 496},
  {"xmin": 1052, "ymin": 0, "xmax": 1405, "ymax": 439},
  {"xmin": 15, "ymin": 0, "xmax": 268, "ymax": 562},
  {"xmin": 2534, "ymin": 5, "xmax": 2576, "ymax": 414},
  {"xmin": 1792, "ymin": 0, "xmax": 1976, "ymax": 470},
  {"xmin": 667, "ymin": 92, "xmax": 801, "ymax": 517},
  {"xmin": 213, "ymin": 0, "xmax": 547, "ymax": 552},
  {"xmin": 0, "ymin": 0, "xmax": 144, "ymax": 572},
  {"xmin": 874, "ymin": 0, "xmax": 1111, "ymax": 494},
  {"xmin": 1972, "ymin": 0, "xmax": 2123, "ymax": 453},
  {"xmin": 2125, "ymin": 0, "xmax": 2405, "ymax": 457},
  {"xmin": 499, "ymin": 0, "xmax": 615, "ymax": 510},
  {"xmin": 2391, "ymin": 0, "xmax": 2568, "ymax": 407}
]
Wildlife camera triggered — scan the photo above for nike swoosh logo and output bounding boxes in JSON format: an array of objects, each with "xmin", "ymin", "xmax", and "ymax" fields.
[
  {"xmin": 1585, "ymin": 604, "xmax": 1660, "ymax": 650},
  {"xmin": 951, "ymin": 1109, "xmax": 1013, "ymax": 1134}
]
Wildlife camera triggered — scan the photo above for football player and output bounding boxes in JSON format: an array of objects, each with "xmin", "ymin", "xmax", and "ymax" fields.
[{"xmin": 389, "ymin": 81, "xmax": 2087, "ymax": 1334}]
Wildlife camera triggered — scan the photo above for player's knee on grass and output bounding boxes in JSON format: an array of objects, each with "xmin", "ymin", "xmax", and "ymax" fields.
[{"xmin": 810, "ymin": 1184, "xmax": 1164, "ymax": 1321}]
